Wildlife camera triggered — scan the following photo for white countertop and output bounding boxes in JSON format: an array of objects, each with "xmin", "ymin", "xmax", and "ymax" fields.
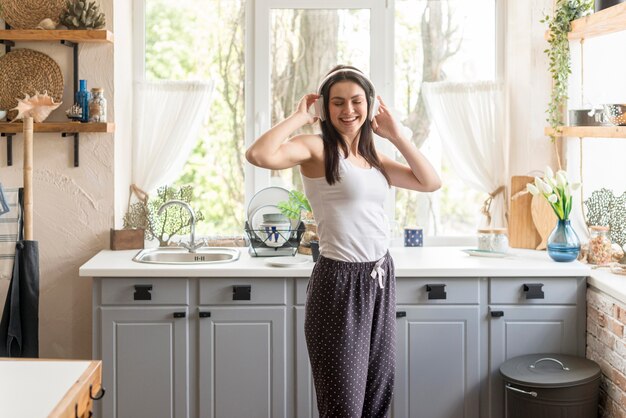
[
  {"xmin": 80, "ymin": 246, "xmax": 626, "ymax": 303},
  {"xmin": 80, "ymin": 246, "xmax": 591, "ymax": 278},
  {"xmin": 0, "ymin": 360, "xmax": 92, "ymax": 417}
]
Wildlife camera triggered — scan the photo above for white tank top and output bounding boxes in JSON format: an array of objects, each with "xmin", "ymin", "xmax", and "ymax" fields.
[{"xmin": 301, "ymin": 154, "xmax": 391, "ymax": 262}]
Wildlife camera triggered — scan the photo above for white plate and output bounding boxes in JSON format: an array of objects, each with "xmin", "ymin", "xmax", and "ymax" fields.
[
  {"xmin": 265, "ymin": 256, "xmax": 311, "ymax": 267},
  {"xmin": 462, "ymin": 249, "xmax": 511, "ymax": 258},
  {"xmin": 250, "ymin": 204, "xmax": 284, "ymax": 240},
  {"xmin": 247, "ymin": 186, "xmax": 290, "ymax": 224}
]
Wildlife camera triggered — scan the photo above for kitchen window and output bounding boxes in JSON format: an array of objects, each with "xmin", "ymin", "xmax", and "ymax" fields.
[{"xmin": 136, "ymin": 0, "xmax": 501, "ymax": 237}]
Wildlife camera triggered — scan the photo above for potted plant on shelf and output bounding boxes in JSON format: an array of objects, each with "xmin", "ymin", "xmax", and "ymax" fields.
[
  {"xmin": 542, "ymin": 0, "xmax": 593, "ymax": 138},
  {"xmin": 277, "ymin": 190, "xmax": 317, "ymax": 254}
]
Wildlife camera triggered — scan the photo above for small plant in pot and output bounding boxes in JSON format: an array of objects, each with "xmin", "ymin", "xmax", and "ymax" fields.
[
  {"xmin": 542, "ymin": 0, "xmax": 593, "ymax": 138},
  {"xmin": 277, "ymin": 190, "xmax": 317, "ymax": 254}
]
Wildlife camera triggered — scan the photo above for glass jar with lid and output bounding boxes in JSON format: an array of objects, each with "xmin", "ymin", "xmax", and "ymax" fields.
[
  {"xmin": 477, "ymin": 228, "xmax": 509, "ymax": 253},
  {"xmin": 88, "ymin": 87, "xmax": 107, "ymax": 122},
  {"xmin": 588, "ymin": 225, "xmax": 612, "ymax": 265}
]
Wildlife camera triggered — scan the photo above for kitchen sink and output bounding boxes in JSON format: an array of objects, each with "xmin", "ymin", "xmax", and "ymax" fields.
[{"xmin": 133, "ymin": 247, "xmax": 240, "ymax": 264}]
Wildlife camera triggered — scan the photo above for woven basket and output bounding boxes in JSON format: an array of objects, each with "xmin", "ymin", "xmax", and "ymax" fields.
[
  {"xmin": 0, "ymin": 0, "xmax": 66, "ymax": 29},
  {"xmin": 0, "ymin": 49, "xmax": 64, "ymax": 120}
]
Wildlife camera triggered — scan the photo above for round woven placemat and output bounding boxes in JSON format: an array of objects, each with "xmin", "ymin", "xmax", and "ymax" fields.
[
  {"xmin": 0, "ymin": 49, "xmax": 64, "ymax": 120},
  {"xmin": 0, "ymin": 0, "xmax": 66, "ymax": 29}
]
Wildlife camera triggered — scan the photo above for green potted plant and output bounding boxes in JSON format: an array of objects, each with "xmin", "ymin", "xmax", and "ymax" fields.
[
  {"xmin": 542, "ymin": 0, "xmax": 593, "ymax": 138},
  {"xmin": 277, "ymin": 190, "xmax": 316, "ymax": 254}
]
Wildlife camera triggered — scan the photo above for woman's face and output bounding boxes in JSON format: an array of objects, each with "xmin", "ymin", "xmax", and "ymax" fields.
[{"xmin": 327, "ymin": 80, "xmax": 368, "ymax": 139}]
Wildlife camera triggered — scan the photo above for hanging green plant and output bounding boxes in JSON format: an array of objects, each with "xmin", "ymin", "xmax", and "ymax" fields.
[{"xmin": 541, "ymin": 0, "xmax": 593, "ymax": 139}]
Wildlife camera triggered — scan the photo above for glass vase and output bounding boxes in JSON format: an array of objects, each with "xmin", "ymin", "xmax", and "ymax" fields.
[{"xmin": 547, "ymin": 219, "xmax": 580, "ymax": 262}]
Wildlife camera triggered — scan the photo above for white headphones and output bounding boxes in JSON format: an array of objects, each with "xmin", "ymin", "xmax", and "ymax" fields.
[{"xmin": 313, "ymin": 68, "xmax": 380, "ymax": 122}]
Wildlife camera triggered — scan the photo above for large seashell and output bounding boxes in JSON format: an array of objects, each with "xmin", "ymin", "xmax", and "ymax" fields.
[
  {"xmin": 10, "ymin": 91, "xmax": 62, "ymax": 123},
  {"xmin": 36, "ymin": 18, "xmax": 59, "ymax": 30}
]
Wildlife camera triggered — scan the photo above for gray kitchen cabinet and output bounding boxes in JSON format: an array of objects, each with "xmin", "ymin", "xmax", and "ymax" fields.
[
  {"xmin": 392, "ymin": 278, "xmax": 481, "ymax": 418},
  {"xmin": 485, "ymin": 277, "xmax": 585, "ymax": 418},
  {"xmin": 100, "ymin": 306, "xmax": 190, "ymax": 418},
  {"xmin": 92, "ymin": 274, "xmax": 585, "ymax": 418},
  {"xmin": 198, "ymin": 306, "xmax": 286, "ymax": 418}
]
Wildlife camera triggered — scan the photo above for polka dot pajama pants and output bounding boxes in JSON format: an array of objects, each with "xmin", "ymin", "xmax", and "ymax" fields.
[{"xmin": 304, "ymin": 252, "xmax": 396, "ymax": 418}]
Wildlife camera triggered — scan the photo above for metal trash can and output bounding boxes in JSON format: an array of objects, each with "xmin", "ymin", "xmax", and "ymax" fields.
[{"xmin": 500, "ymin": 353, "xmax": 601, "ymax": 418}]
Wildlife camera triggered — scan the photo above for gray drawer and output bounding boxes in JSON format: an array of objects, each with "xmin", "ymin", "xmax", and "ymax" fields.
[
  {"xmin": 199, "ymin": 278, "xmax": 287, "ymax": 305},
  {"xmin": 100, "ymin": 278, "xmax": 189, "ymax": 305},
  {"xmin": 396, "ymin": 278, "xmax": 480, "ymax": 304},
  {"xmin": 489, "ymin": 277, "xmax": 580, "ymax": 304}
]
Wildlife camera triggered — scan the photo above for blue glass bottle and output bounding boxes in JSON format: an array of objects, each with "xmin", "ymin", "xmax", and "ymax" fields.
[
  {"xmin": 75, "ymin": 80, "xmax": 92, "ymax": 122},
  {"xmin": 547, "ymin": 219, "xmax": 581, "ymax": 262}
]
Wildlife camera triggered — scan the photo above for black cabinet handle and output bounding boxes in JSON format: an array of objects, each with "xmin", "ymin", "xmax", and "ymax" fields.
[
  {"xmin": 233, "ymin": 285, "xmax": 252, "ymax": 301},
  {"xmin": 426, "ymin": 284, "xmax": 447, "ymax": 300},
  {"xmin": 491, "ymin": 310, "xmax": 504, "ymax": 318},
  {"xmin": 523, "ymin": 283, "xmax": 545, "ymax": 299},
  {"xmin": 396, "ymin": 311, "xmax": 407, "ymax": 318},
  {"xmin": 173, "ymin": 312, "xmax": 186, "ymax": 318},
  {"xmin": 199, "ymin": 311, "xmax": 211, "ymax": 318},
  {"xmin": 133, "ymin": 284, "xmax": 152, "ymax": 301}
]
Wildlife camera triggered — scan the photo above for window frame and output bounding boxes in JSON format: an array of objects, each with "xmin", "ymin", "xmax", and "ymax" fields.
[{"xmin": 134, "ymin": 0, "xmax": 506, "ymax": 240}]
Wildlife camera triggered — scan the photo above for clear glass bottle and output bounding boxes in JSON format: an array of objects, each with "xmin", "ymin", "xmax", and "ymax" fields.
[
  {"xmin": 75, "ymin": 79, "xmax": 92, "ymax": 122},
  {"xmin": 89, "ymin": 87, "xmax": 107, "ymax": 123},
  {"xmin": 588, "ymin": 225, "xmax": 612, "ymax": 265},
  {"xmin": 477, "ymin": 228, "xmax": 509, "ymax": 253}
]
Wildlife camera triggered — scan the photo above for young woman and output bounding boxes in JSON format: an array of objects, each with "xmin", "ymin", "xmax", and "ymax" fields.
[{"xmin": 246, "ymin": 65, "xmax": 441, "ymax": 417}]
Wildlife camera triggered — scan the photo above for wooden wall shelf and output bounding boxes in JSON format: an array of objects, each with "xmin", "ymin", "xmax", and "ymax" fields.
[
  {"xmin": 544, "ymin": 3, "xmax": 626, "ymax": 40},
  {"xmin": 0, "ymin": 29, "xmax": 113, "ymax": 43},
  {"xmin": 545, "ymin": 126, "xmax": 626, "ymax": 138},
  {"xmin": 0, "ymin": 122, "xmax": 114, "ymax": 134}
]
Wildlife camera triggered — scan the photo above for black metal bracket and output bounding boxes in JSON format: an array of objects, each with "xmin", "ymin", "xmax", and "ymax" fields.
[
  {"xmin": 0, "ymin": 39, "xmax": 14, "ymax": 53},
  {"xmin": 523, "ymin": 283, "xmax": 545, "ymax": 299},
  {"xmin": 133, "ymin": 284, "xmax": 153, "ymax": 301},
  {"xmin": 426, "ymin": 284, "xmax": 447, "ymax": 300},
  {"xmin": 61, "ymin": 40, "xmax": 79, "ymax": 98},
  {"xmin": 233, "ymin": 285, "xmax": 252, "ymax": 301},
  {"xmin": 61, "ymin": 132, "xmax": 80, "ymax": 167},
  {"xmin": 396, "ymin": 311, "xmax": 407, "ymax": 318},
  {"xmin": 1, "ymin": 133, "xmax": 13, "ymax": 166}
]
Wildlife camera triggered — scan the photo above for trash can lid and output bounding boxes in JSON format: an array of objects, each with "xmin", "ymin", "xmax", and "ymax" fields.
[{"xmin": 500, "ymin": 353, "xmax": 601, "ymax": 388}]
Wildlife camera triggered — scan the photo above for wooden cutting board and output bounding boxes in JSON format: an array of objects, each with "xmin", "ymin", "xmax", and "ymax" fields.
[
  {"xmin": 532, "ymin": 195, "xmax": 558, "ymax": 250},
  {"xmin": 508, "ymin": 176, "xmax": 541, "ymax": 249}
]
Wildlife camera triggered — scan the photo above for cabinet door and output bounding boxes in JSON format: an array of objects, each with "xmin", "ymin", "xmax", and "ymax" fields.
[
  {"xmin": 100, "ymin": 307, "xmax": 189, "ymax": 418},
  {"xmin": 295, "ymin": 306, "xmax": 318, "ymax": 418},
  {"xmin": 198, "ymin": 307, "xmax": 286, "ymax": 418},
  {"xmin": 392, "ymin": 306, "xmax": 480, "ymax": 418},
  {"xmin": 487, "ymin": 305, "xmax": 578, "ymax": 418}
]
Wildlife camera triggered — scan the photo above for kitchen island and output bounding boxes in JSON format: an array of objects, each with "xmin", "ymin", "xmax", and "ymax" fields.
[{"xmin": 81, "ymin": 246, "xmax": 592, "ymax": 418}]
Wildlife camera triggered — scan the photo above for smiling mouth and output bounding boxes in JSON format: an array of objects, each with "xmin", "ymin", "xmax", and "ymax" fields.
[{"xmin": 339, "ymin": 116, "xmax": 359, "ymax": 123}]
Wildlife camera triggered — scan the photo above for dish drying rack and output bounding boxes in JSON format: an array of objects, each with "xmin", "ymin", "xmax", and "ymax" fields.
[{"xmin": 244, "ymin": 221, "xmax": 305, "ymax": 257}]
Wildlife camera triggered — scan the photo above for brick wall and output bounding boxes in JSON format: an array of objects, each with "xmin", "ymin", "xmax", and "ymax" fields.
[{"xmin": 587, "ymin": 287, "xmax": 626, "ymax": 418}]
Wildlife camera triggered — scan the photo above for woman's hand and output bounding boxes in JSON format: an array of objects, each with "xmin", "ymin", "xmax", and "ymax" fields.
[
  {"xmin": 372, "ymin": 96, "xmax": 405, "ymax": 143},
  {"xmin": 292, "ymin": 93, "xmax": 320, "ymax": 125}
]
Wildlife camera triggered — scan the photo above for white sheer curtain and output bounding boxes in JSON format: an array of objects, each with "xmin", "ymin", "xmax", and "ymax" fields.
[
  {"xmin": 132, "ymin": 80, "xmax": 215, "ymax": 196},
  {"xmin": 423, "ymin": 81, "xmax": 509, "ymax": 228}
]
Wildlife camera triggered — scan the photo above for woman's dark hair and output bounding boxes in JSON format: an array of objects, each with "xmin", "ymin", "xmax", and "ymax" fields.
[{"xmin": 319, "ymin": 65, "xmax": 390, "ymax": 186}]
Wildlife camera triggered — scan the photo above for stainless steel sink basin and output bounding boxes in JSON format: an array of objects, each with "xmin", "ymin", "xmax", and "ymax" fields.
[{"xmin": 133, "ymin": 247, "xmax": 240, "ymax": 264}]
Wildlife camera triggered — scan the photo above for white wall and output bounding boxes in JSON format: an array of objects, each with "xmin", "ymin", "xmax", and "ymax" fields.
[{"xmin": 0, "ymin": 0, "xmax": 132, "ymax": 359}]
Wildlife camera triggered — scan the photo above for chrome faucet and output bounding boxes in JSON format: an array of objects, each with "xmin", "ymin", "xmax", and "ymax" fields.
[{"xmin": 157, "ymin": 200, "xmax": 203, "ymax": 253}]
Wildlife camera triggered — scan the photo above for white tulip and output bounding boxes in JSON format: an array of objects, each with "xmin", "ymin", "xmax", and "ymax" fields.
[
  {"xmin": 527, "ymin": 183, "xmax": 539, "ymax": 195},
  {"xmin": 545, "ymin": 166, "xmax": 554, "ymax": 179},
  {"xmin": 541, "ymin": 180, "xmax": 553, "ymax": 194},
  {"xmin": 544, "ymin": 167, "xmax": 556, "ymax": 187},
  {"xmin": 548, "ymin": 194, "xmax": 558, "ymax": 203},
  {"xmin": 556, "ymin": 171, "xmax": 568, "ymax": 187}
]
